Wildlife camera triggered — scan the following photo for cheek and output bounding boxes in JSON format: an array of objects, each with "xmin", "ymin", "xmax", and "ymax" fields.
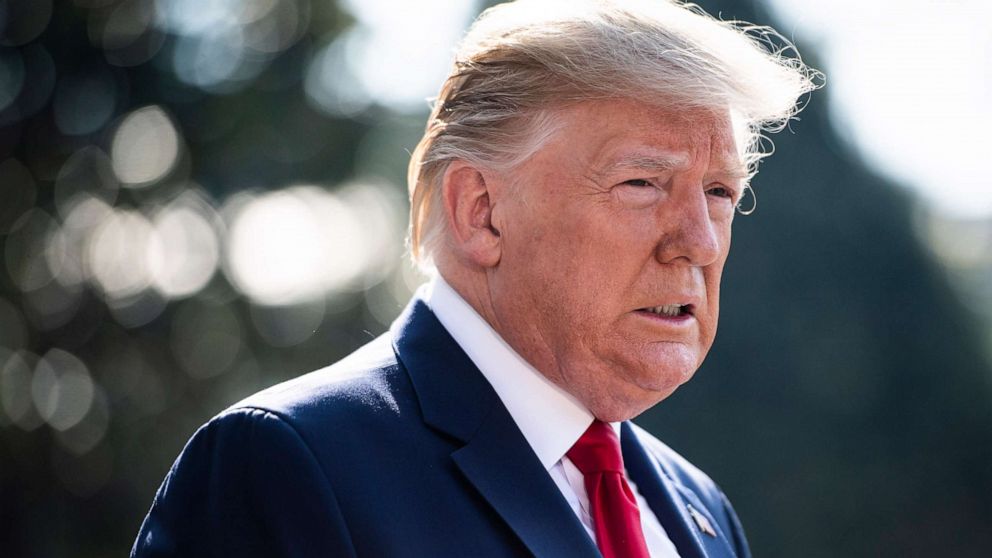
[
  {"xmin": 700, "ymin": 258, "xmax": 728, "ymax": 338},
  {"xmin": 515, "ymin": 217, "xmax": 600, "ymax": 281}
]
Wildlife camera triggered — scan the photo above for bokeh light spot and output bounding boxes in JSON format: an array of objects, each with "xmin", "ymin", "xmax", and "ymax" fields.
[
  {"xmin": 365, "ymin": 262, "xmax": 426, "ymax": 328},
  {"xmin": 224, "ymin": 186, "xmax": 369, "ymax": 305},
  {"xmin": 55, "ymin": 388, "xmax": 110, "ymax": 455},
  {"xmin": 101, "ymin": 0, "xmax": 155, "ymax": 50},
  {"xmin": 1, "ymin": 349, "xmax": 43, "ymax": 430},
  {"xmin": 767, "ymin": 0, "xmax": 992, "ymax": 218},
  {"xmin": 242, "ymin": 0, "xmax": 308, "ymax": 54},
  {"xmin": 52, "ymin": 193, "xmax": 114, "ymax": 290},
  {"xmin": 917, "ymin": 211, "xmax": 992, "ymax": 269},
  {"xmin": 86, "ymin": 208, "xmax": 158, "ymax": 299},
  {"xmin": 172, "ymin": 27, "xmax": 247, "ymax": 90},
  {"xmin": 93, "ymin": 0, "xmax": 165, "ymax": 67},
  {"xmin": 154, "ymin": 0, "xmax": 303, "ymax": 92},
  {"xmin": 53, "ymin": 146, "xmax": 120, "ymax": 220},
  {"xmin": 153, "ymin": 0, "xmax": 235, "ymax": 36},
  {"xmin": 111, "ymin": 105, "xmax": 180, "ymax": 186},
  {"xmin": 107, "ymin": 289, "xmax": 169, "ymax": 329},
  {"xmin": 31, "ymin": 349, "xmax": 95, "ymax": 432},
  {"xmin": 337, "ymin": 181, "xmax": 406, "ymax": 288},
  {"xmin": 150, "ymin": 191, "xmax": 221, "ymax": 299},
  {"xmin": 304, "ymin": 0, "xmax": 475, "ymax": 113},
  {"xmin": 304, "ymin": 31, "xmax": 371, "ymax": 117},
  {"xmin": 5, "ymin": 209, "xmax": 58, "ymax": 292}
]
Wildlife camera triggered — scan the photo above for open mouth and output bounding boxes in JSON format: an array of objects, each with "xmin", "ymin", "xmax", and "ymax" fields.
[{"xmin": 637, "ymin": 304, "xmax": 694, "ymax": 318}]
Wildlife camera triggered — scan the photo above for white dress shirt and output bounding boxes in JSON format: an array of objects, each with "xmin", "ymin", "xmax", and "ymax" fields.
[{"xmin": 427, "ymin": 276, "xmax": 682, "ymax": 558}]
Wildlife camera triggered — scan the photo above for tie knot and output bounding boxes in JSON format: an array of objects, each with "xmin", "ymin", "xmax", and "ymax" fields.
[{"xmin": 566, "ymin": 420, "xmax": 624, "ymax": 474}]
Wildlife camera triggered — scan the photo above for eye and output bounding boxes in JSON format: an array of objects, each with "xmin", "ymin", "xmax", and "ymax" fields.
[
  {"xmin": 622, "ymin": 179, "xmax": 653, "ymax": 187},
  {"xmin": 706, "ymin": 185, "xmax": 734, "ymax": 199},
  {"xmin": 614, "ymin": 177, "xmax": 662, "ymax": 208}
]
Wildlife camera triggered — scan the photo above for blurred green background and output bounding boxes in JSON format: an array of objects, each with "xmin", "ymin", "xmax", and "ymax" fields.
[{"xmin": 1, "ymin": 0, "xmax": 990, "ymax": 557}]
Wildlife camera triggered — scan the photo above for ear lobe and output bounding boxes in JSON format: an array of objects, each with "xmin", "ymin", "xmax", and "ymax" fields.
[{"xmin": 441, "ymin": 161, "xmax": 502, "ymax": 268}]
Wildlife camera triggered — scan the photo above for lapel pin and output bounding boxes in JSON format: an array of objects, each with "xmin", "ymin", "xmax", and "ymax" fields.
[{"xmin": 687, "ymin": 504, "xmax": 718, "ymax": 538}]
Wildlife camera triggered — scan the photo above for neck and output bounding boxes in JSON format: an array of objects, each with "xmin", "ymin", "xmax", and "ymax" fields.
[
  {"xmin": 435, "ymin": 260, "xmax": 502, "ymax": 335},
  {"xmin": 436, "ymin": 257, "xmax": 565, "ymax": 390}
]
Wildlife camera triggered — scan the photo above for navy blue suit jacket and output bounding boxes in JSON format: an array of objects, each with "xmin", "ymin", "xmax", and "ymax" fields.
[{"xmin": 132, "ymin": 297, "xmax": 751, "ymax": 558}]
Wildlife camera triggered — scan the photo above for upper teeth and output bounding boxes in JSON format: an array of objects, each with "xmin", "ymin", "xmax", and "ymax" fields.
[{"xmin": 649, "ymin": 304, "xmax": 683, "ymax": 317}]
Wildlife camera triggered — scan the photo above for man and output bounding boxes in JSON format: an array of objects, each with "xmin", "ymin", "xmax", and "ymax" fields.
[{"xmin": 133, "ymin": 1, "xmax": 817, "ymax": 556}]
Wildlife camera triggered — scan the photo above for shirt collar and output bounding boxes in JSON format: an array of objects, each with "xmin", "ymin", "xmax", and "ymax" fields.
[{"xmin": 426, "ymin": 275, "xmax": 604, "ymax": 470}]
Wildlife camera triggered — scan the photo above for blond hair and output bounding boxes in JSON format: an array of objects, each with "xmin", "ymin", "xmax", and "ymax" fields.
[{"xmin": 408, "ymin": 0, "xmax": 821, "ymax": 269}]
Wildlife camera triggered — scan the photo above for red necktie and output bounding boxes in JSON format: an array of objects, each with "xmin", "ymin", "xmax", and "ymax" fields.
[{"xmin": 567, "ymin": 420, "xmax": 651, "ymax": 558}]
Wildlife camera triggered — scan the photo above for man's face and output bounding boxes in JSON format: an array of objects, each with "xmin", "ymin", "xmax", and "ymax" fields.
[{"xmin": 487, "ymin": 99, "xmax": 745, "ymax": 421}]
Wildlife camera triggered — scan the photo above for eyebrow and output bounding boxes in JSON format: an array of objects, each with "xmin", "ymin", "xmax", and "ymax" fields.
[
  {"xmin": 601, "ymin": 153, "xmax": 691, "ymax": 175},
  {"xmin": 597, "ymin": 152, "xmax": 749, "ymax": 182},
  {"xmin": 712, "ymin": 164, "xmax": 751, "ymax": 181}
]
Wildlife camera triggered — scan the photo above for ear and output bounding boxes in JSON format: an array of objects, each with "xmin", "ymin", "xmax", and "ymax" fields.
[{"xmin": 441, "ymin": 161, "xmax": 502, "ymax": 268}]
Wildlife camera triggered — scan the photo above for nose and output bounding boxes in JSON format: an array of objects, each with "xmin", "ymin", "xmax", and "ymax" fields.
[{"xmin": 654, "ymin": 189, "xmax": 722, "ymax": 266}]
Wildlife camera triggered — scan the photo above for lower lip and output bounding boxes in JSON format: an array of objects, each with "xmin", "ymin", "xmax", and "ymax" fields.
[{"xmin": 634, "ymin": 309, "xmax": 695, "ymax": 326}]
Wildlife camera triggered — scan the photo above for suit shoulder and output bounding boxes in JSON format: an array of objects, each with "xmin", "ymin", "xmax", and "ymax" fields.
[
  {"xmin": 227, "ymin": 334, "xmax": 408, "ymax": 424},
  {"xmin": 628, "ymin": 421, "xmax": 751, "ymax": 556},
  {"xmin": 628, "ymin": 422, "xmax": 723, "ymax": 500}
]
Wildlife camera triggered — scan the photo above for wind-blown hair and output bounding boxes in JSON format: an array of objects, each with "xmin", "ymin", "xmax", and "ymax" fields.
[{"xmin": 408, "ymin": 0, "xmax": 821, "ymax": 269}]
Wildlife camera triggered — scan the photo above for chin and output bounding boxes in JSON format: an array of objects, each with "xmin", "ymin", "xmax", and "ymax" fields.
[
  {"xmin": 642, "ymin": 344, "xmax": 700, "ymax": 377},
  {"xmin": 586, "ymin": 378, "xmax": 684, "ymax": 423},
  {"xmin": 630, "ymin": 353, "xmax": 698, "ymax": 390},
  {"xmin": 588, "ymin": 397, "xmax": 659, "ymax": 423}
]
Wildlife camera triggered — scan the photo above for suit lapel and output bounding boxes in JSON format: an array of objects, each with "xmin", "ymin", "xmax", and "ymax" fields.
[
  {"xmin": 621, "ymin": 422, "xmax": 738, "ymax": 558},
  {"xmin": 392, "ymin": 298, "xmax": 599, "ymax": 558},
  {"xmin": 452, "ymin": 403, "xmax": 601, "ymax": 558}
]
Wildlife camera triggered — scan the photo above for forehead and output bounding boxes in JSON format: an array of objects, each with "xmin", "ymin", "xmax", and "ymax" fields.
[{"xmin": 544, "ymin": 99, "xmax": 745, "ymax": 177}]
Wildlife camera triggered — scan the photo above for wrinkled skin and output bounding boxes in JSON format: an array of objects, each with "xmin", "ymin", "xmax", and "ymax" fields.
[{"xmin": 446, "ymin": 99, "xmax": 745, "ymax": 422}]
